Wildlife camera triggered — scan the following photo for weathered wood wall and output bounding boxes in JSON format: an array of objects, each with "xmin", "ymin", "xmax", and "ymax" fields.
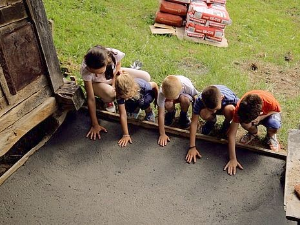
[{"xmin": 0, "ymin": 0, "xmax": 57, "ymax": 156}]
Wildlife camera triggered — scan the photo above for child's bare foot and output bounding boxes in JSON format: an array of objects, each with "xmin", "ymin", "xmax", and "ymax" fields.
[{"xmin": 295, "ymin": 184, "xmax": 300, "ymax": 199}]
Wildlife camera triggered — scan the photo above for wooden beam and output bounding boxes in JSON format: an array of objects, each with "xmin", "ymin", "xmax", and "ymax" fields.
[
  {"xmin": 0, "ymin": 86, "xmax": 52, "ymax": 133},
  {"xmin": 0, "ymin": 97, "xmax": 58, "ymax": 156},
  {"xmin": 0, "ymin": 110, "xmax": 68, "ymax": 186},
  {"xmin": 284, "ymin": 129, "xmax": 300, "ymax": 222},
  {"xmin": 55, "ymin": 80, "xmax": 85, "ymax": 111},
  {"xmin": 0, "ymin": 1, "xmax": 27, "ymax": 28},
  {"xmin": 93, "ymin": 109, "xmax": 287, "ymax": 159},
  {"xmin": 24, "ymin": 0, "xmax": 64, "ymax": 92}
]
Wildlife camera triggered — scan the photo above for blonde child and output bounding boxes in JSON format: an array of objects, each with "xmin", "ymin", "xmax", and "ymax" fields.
[
  {"xmin": 157, "ymin": 75, "xmax": 198, "ymax": 147},
  {"xmin": 81, "ymin": 45, "xmax": 150, "ymax": 140},
  {"xmin": 186, "ymin": 85, "xmax": 239, "ymax": 163},
  {"xmin": 115, "ymin": 72, "xmax": 158, "ymax": 147},
  {"xmin": 225, "ymin": 90, "xmax": 281, "ymax": 175}
]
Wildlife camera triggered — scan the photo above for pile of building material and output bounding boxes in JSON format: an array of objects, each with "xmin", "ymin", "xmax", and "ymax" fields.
[
  {"xmin": 152, "ymin": 0, "xmax": 231, "ymax": 47},
  {"xmin": 155, "ymin": 0, "xmax": 190, "ymax": 27},
  {"xmin": 185, "ymin": 0, "xmax": 231, "ymax": 43}
]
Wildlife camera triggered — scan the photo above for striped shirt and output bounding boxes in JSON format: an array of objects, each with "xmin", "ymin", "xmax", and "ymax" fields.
[{"xmin": 193, "ymin": 85, "xmax": 239, "ymax": 115}]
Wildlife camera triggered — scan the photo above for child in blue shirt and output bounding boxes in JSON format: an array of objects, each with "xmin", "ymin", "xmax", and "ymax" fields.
[{"xmin": 186, "ymin": 85, "xmax": 239, "ymax": 163}]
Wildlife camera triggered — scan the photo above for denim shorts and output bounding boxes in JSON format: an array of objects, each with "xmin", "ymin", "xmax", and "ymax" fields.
[
  {"xmin": 125, "ymin": 92, "xmax": 155, "ymax": 113},
  {"xmin": 259, "ymin": 113, "xmax": 282, "ymax": 129}
]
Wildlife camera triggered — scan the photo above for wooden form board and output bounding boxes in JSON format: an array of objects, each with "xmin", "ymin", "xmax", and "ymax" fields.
[
  {"xmin": 94, "ymin": 109, "xmax": 287, "ymax": 159},
  {"xmin": 284, "ymin": 129, "xmax": 300, "ymax": 222}
]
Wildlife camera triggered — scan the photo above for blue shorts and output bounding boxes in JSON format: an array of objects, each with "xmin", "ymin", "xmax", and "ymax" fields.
[
  {"xmin": 125, "ymin": 92, "xmax": 155, "ymax": 113},
  {"xmin": 259, "ymin": 113, "xmax": 281, "ymax": 129}
]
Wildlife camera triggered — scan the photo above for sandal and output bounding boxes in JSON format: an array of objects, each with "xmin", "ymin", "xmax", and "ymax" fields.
[
  {"xmin": 240, "ymin": 132, "xmax": 258, "ymax": 145},
  {"xmin": 266, "ymin": 134, "xmax": 280, "ymax": 152}
]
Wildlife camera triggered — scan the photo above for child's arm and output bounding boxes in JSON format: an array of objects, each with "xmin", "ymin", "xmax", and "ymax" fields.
[
  {"xmin": 224, "ymin": 122, "xmax": 243, "ymax": 175},
  {"xmin": 150, "ymin": 82, "xmax": 159, "ymax": 107},
  {"xmin": 84, "ymin": 81, "xmax": 107, "ymax": 140},
  {"xmin": 112, "ymin": 62, "xmax": 122, "ymax": 88},
  {"xmin": 118, "ymin": 103, "xmax": 132, "ymax": 147},
  {"xmin": 158, "ymin": 106, "xmax": 170, "ymax": 146},
  {"xmin": 186, "ymin": 113, "xmax": 202, "ymax": 163},
  {"xmin": 254, "ymin": 111, "xmax": 279, "ymax": 124}
]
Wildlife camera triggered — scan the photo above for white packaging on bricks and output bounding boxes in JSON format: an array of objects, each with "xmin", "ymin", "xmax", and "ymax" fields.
[
  {"xmin": 186, "ymin": 21, "xmax": 224, "ymax": 38},
  {"xmin": 188, "ymin": 1, "xmax": 231, "ymax": 25}
]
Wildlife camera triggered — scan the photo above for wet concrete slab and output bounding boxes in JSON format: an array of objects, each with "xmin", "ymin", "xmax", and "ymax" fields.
[{"xmin": 0, "ymin": 110, "xmax": 295, "ymax": 225}]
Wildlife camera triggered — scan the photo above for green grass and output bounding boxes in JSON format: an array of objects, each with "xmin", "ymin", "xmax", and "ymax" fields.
[{"xmin": 43, "ymin": 0, "xmax": 300, "ymax": 147}]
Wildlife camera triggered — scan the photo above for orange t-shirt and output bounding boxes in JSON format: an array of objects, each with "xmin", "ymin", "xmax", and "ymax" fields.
[{"xmin": 233, "ymin": 90, "xmax": 281, "ymax": 123}]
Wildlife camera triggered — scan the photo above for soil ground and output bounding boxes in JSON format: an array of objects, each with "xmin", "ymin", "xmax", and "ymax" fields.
[{"xmin": 0, "ymin": 110, "xmax": 296, "ymax": 225}]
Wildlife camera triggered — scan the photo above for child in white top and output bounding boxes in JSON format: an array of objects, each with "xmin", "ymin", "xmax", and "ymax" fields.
[
  {"xmin": 157, "ymin": 75, "xmax": 198, "ymax": 146},
  {"xmin": 81, "ymin": 45, "xmax": 150, "ymax": 140}
]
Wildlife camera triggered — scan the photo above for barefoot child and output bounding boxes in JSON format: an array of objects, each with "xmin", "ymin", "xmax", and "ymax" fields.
[
  {"xmin": 81, "ymin": 45, "xmax": 150, "ymax": 140},
  {"xmin": 224, "ymin": 90, "xmax": 281, "ymax": 175},
  {"xmin": 186, "ymin": 85, "xmax": 239, "ymax": 163},
  {"xmin": 115, "ymin": 72, "xmax": 158, "ymax": 147},
  {"xmin": 157, "ymin": 75, "xmax": 198, "ymax": 147}
]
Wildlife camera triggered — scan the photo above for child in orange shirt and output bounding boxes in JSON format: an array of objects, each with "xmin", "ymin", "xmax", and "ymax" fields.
[{"xmin": 224, "ymin": 90, "xmax": 281, "ymax": 175}]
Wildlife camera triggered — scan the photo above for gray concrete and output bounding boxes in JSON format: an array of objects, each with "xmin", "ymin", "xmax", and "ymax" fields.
[{"xmin": 0, "ymin": 110, "xmax": 295, "ymax": 225}]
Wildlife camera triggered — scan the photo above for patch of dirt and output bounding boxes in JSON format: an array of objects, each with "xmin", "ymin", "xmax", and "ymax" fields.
[
  {"xmin": 237, "ymin": 59, "xmax": 300, "ymax": 98},
  {"xmin": 178, "ymin": 57, "xmax": 209, "ymax": 77}
]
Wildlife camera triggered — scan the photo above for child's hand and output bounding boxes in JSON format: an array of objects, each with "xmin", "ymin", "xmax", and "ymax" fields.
[
  {"xmin": 158, "ymin": 134, "xmax": 170, "ymax": 147},
  {"xmin": 86, "ymin": 125, "xmax": 107, "ymax": 140},
  {"xmin": 186, "ymin": 147, "xmax": 202, "ymax": 163},
  {"xmin": 224, "ymin": 159, "xmax": 243, "ymax": 175},
  {"xmin": 118, "ymin": 135, "xmax": 132, "ymax": 147}
]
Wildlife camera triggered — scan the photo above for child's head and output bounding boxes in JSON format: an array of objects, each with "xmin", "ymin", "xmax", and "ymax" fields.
[
  {"xmin": 115, "ymin": 72, "xmax": 140, "ymax": 100},
  {"xmin": 201, "ymin": 86, "xmax": 222, "ymax": 110},
  {"xmin": 84, "ymin": 45, "xmax": 108, "ymax": 70},
  {"xmin": 162, "ymin": 75, "xmax": 182, "ymax": 100},
  {"xmin": 84, "ymin": 45, "xmax": 116, "ymax": 79},
  {"xmin": 238, "ymin": 94, "xmax": 262, "ymax": 123}
]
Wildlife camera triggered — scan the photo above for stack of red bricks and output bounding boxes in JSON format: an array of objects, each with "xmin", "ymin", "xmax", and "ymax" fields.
[
  {"xmin": 155, "ymin": 0, "xmax": 190, "ymax": 27},
  {"xmin": 185, "ymin": 0, "xmax": 231, "ymax": 43}
]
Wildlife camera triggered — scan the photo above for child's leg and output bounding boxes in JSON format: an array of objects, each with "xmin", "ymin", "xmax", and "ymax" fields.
[
  {"xmin": 121, "ymin": 67, "xmax": 151, "ymax": 82},
  {"xmin": 92, "ymin": 82, "xmax": 115, "ymax": 103},
  {"xmin": 260, "ymin": 113, "xmax": 281, "ymax": 151},
  {"xmin": 222, "ymin": 104, "xmax": 235, "ymax": 123},
  {"xmin": 178, "ymin": 94, "xmax": 192, "ymax": 128}
]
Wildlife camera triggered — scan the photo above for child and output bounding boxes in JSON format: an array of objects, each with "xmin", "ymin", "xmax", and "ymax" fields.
[
  {"xmin": 224, "ymin": 90, "xmax": 281, "ymax": 175},
  {"xmin": 115, "ymin": 72, "xmax": 158, "ymax": 147},
  {"xmin": 186, "ymin": 85, "xmax": 239, "ymax": 163},
  {"xmin": 157, "ymin": 75, "xmax": 198, "ymax": 147},
  {"xmin": 81, "ymin": 45, "xmax": 150, "ymax": 140}
]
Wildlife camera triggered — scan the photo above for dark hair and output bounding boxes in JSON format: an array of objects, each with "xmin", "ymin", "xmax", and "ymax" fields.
[
  {"xmin": 84, "ymin": 45, "xmax": 117, "ymax": 80},
  {"xmin": 201, "ymin": 86, "xmax": 222, "ymax": 109},
  {"xmin": 238, "ymin": 94, "xmax": 262, "ymax": 123}
]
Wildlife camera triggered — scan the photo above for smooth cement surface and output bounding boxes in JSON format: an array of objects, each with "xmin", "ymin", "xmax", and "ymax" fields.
[{"xmin": 0, "ymin": 110, "xmax": 295, "ymax": 225}]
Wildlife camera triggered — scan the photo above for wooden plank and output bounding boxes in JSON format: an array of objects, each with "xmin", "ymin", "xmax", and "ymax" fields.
[
  {"xmin": 55, "ymin": 80, "xmax": 85, "ymax": 110},
  {"xmin": 0, "ymin": 110, "xmax": 68, "ymax": 186},
  {"xmin": 0, "ymin": 23, "xmax": 47, "ymax": 95},
  {"xmin": 0, "ymin": 86, "xmax": 52, "ymax": 133},
  {"xmin": 284, "ymin": 129, "xmax": 300, "ymax": 222},
  {"xmin": 25, "ymin": 0, "xmax": 64, "ymax": 92},
  {"xmin": 0, "ymin": 0, "xmax": 21, "ymax": 8},
  {"xmin": 0, "ymin": 71, "xmax": 48, "ymax": 112},
  {"xmin": 0, "ymin": 97, "xmax": 58, "ymax": 156},
  {"xmin": 91, "ymin": 109, "xmax": 287, "ymax": 159},
  {"xmin": 0, "ymin": 1, "xmax": 27, "ymax": 28}
]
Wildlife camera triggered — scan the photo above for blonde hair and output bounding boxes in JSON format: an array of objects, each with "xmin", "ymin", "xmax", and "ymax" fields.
[
  {"xmin": 115, "ymin": 72, "xmax": 140, "ymax": 99},
  {"xmin": 162, "ymin": 75, "xmax": 182, "ymax": 99}
]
